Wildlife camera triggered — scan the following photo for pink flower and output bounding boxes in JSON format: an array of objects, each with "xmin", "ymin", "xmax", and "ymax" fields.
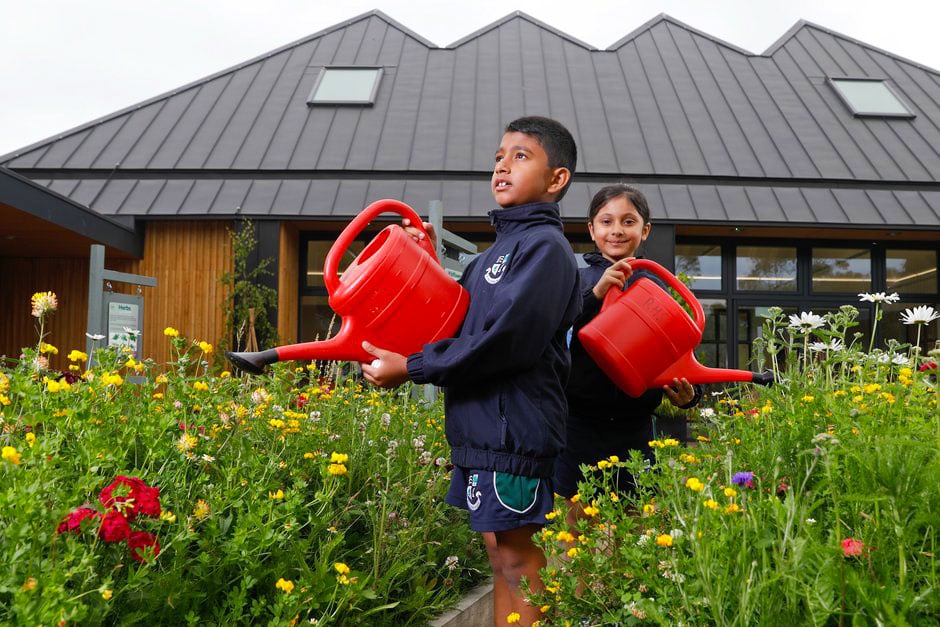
[
  {"xmin": 56, "ymin": 507, "xmax": 101, "ymax": 534},
  {"xmin": 842, "ymin": 537, "xmax": 865, "ymax": 557},
  {"xmin": 98, "ymin": 511, "xmax": 131, "ymax": 543},
  {"xmin": 127, "ymin": 530, "xmax": 161, "ymax": 563}
]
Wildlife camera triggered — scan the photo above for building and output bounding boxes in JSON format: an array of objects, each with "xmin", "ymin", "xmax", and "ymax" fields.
[{"xmin": 2, "ymin": 10, "xmax": 938, "ymax": 369}]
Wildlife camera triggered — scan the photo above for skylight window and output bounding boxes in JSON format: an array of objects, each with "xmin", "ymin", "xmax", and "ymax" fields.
[
  {"xmin": 829, "ymin": 78, "xmax": 914, "ymax": 118},
  {"xmin": 307, "ymin": 67, "xmax": 383, "ymax": 105}
]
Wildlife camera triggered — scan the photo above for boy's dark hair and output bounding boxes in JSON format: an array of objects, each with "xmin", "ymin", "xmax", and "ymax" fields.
[
  {"xmin": 504, "ymin": 116, "xmax": 577, "ymax": 201},
  {"xmin": 588, "ymin": 184, "xmax": 651, "ymax": 225}
]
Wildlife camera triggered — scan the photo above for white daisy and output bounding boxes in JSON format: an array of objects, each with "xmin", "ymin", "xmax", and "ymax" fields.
[
  {"xmin": 810, "ymin": 339, "xmax": 844, "ymax": 352},
  {"xmin": 899, "ymin": 305, "xmax": 939, "ymax": 326},
  {"xmin": 858, "ymin": 292, "xmax": 900, "ymax": 304},
  {"xmin": 788, "ymin": 312, "xmax": 825, "ymax": 331}
]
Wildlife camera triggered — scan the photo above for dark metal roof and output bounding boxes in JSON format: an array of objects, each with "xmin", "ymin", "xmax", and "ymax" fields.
[{"xmin": 3, "ymin": 10, "xmax": 939, "ymax": 227}]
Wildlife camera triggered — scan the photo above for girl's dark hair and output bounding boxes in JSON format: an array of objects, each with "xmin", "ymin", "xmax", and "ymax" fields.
[{"xmin": 588, "ymin": 184, "xmax": 651, "ymax": 224}]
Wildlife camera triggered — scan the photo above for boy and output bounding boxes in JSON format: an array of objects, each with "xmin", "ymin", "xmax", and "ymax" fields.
[{"xmin": 361, "ymin": 116, "xmax": 580, "ymax": 626}]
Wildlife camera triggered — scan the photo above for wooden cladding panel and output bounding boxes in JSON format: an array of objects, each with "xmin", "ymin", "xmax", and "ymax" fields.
[
  {"xmin": 0, "ymin": 221, "xmax": 233, "ymax": 371},
  {"xmin": 278, "ymin": 222, "xmax": 300, "ymax": 345},
  {"xmin": 0, "ymin": 257, "xmax": 92, "ymax": 371}
]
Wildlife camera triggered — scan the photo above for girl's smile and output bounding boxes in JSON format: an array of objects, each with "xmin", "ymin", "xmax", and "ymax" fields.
[{"xmin": 588, "ymin": 196, "xmax": 650, "ymax": 262}]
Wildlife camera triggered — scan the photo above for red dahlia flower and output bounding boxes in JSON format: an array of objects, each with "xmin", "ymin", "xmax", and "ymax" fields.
[
  {"xmin": 841, "ymin": 537, "xmax": 865, "ymax": 557},
  {"xmin": 56, "ymin": 507, "xmax": 101, "ymax": 534},
  {"xmin": 98, "ymin": 511, "xmax": 132, "ymax": 543},
  {"xmin": 127, "ymin": 530, "xmax": 161, "ymax": 562}
]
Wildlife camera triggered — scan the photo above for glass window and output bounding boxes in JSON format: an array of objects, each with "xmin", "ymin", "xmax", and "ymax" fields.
[
  {"xmin": 881, "ymin": 302, "xmax": 940, "ymax": 353},
  {"xmin": 305, "ymin": 239, "xmax": 364, "ymax": 288},
  {"xmin": 736, "ymin": 246, "xmax": 797, "ymax": 291},
  {"xmin": 300, "ymin": 294, "xmax": 341, "ymax": 345},
  {"xmin": 676, "ymin": 244, "xmax": 722, "ymax": 291},
  {"xmin": 886, "ymin": 249, "xmax": 938, "ymax": 294},
  {"xmin": 830, "ymin": 78, "xmax": 914, "ymax": 118},
  {"xmin": 695, "ymin": 299, "xmax": 727, "ymax": 368},
  {"xmin": 308, "ymin": 67, "xmax": 382, "ymax": 104},
  {"xmin": 811, "ymin": 247, "xmax": 871, "ymax": 293}
]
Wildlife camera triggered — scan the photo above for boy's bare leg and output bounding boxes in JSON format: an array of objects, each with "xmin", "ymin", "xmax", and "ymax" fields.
[
  {"xmin": 491, "ymin": 524, "xmax": 546, "ymax": 626},
  {"xmin": 483, "ymin": 532, "xmax": 513, "ymax": 625}
]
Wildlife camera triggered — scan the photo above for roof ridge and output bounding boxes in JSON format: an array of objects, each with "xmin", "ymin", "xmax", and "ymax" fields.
[
  {"xmin": 0, "ymin": 10, "xmax": 435, "ymax": 164},
  {"xmin": 446, "ymin": 11, "xmax": 596, "ymax": 51},
  {"xmin": 763, "ymin": 19, "xmax": 940, "ymax": 75},
  {"xmin": 606, "ymin": 13, "xmax": 753, "ymax": 55}
]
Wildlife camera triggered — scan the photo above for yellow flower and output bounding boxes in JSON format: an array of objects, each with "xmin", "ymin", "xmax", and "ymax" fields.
[
  {"xmin": 725, "ymin": 503, "xmax": 743, "ymax": 514},
  {"xmin": 3, "ymin": 446, "xmax": 22, "ymax": 465},
  {"xmin": 334, "ymin": 562, "xmax": 350, "ymax": 575},
  {"xmin": 656, "ymin": 534, "xmax": 673, "ymax": 547},
  {"xmin": 864, "ymin": 383, "xmax": 882, "ymax": 394},
  {"xmin": 507, "ymin": 611, "xmax": 521, "ymax": 624},
  {"xmin": 566, "ymin": 547, "xmax": 580, "ymax": 558},
  {"xmin": 337, "ymin": 574, "xmax": 351, "ymax": 585},
  {"xmin": 833, "ymin": 390, "xmax": 847, "ymax": 397},
  {"xmin": 328, "ymin": 463, "xmax": 347, "ymax": 476},
  {"xmin": 101, "ymin": 589, "xmax": 113, "ymax": 600},
  {"xmin": 21, "ymin": 577, "xmax": 38, "ymax": 591},
  {"xmin": 220, "ymin": 371, "xmax": 231, "ymax": 378},
  {"xmin": 899, "ymin": 367, "xmax": 913, "ymax": 377},
  {"xmin": 704, "ymin": 499, "xmax": 719, "ymax": 510},
  {"xmin": 101, "ymin": 372, "xmax": 124, "ymax": 387},
  {"xmin": 163, "ymin": 327, "xmax": 179, "ymax": 337},
  {"xmin": 801, "ymin": 395, "xmax": 814, "ymax": 402},
  {"xmin": 642, "ymin": 503, "xmax": 656, "ymax": 515},
  {"xmin": 570, "ymin": 493, "xmax": 581, "ymax": 503},
  {"xmin": 275, "ymin": 578, "xmax": 295, "ymax": 594},
  {"xmin": 192, "ymin": 381, "xmax": 209, "ymax": 392},
  {"xmin": 330, "ymin": 451, "xmax": 349, "ymax": 464},
  {"xmin": 67, "ymin": 349, "xmax": 88, "ymax": 362},
  {"xmin": 303, "ymin": 452, "xmax": 315, "ymax": 459},
  {"xmin": 724, "ymin": 487, "xmax": 738, "ymax": 498},
  {"xmin": 583, "ymin": 505, "xmax": 599, "ymax": 517},
  {"xmin": 177, "ymin": 433, "xmax": 198, "ymax": 453},
  {"xmin": 540, "ymin": 604, "xmax": 550, "ymax": 613},
  {"xmin": 155, "ymin": 374, "xmax": 169, "ymax": 384},
  {"xmin": 555, "ymin": 531, "xmax": 575, "ymax": 543},
  {"xmin": 608, "ymin": 455, "xmax": 619, "ymax": 463},
  {"xmin": 25, "ymin": 433, "xmax": 36, "ymax": 448},
  {"xmin": 597, "ymin": 459, "xmax": 611, "ymax": 470},
  {"xmin": 269, "ymin": 489, "xmax": 285, "ymax": 500},
  {"xmin": 160, "ymin": 510, "xmax": 177, "ymax": 523},
  {"xmin": 39, "ymin": 342, "xmax": 58, "ymax": 355},
  {"xmin": 193, "ymin": 499, "xmax": 211, "ymax": 520},
  {"xmin": 685, "ymin": 477, "xmax": 704, "ymax": 492},
  {"xmin": 198, "ymin": 341, "xmax": 213, "ymax": 354},
  {"xmin": 153, "ymin": 392, "xmax": 164, "ymax": 399},
  {"xmin": 31, "ymin": 291, "xmax": 58, "ymax": 318}
]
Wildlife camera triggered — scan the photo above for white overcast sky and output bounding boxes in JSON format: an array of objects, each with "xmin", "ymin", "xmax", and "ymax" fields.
[{"xmin": 2, "ymin": 0, "xmax": 939, "ymax": 157}]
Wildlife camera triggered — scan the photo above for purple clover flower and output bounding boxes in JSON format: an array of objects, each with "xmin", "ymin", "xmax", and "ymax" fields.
[{"xmin": 732, "ymin": 471, "xmax": 754, "ymax": 488}]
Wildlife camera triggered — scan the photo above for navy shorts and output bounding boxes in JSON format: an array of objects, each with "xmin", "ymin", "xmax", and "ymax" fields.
[{"xmin": 445, "ymin": 466, "xmax": 555, "ymax": 533}]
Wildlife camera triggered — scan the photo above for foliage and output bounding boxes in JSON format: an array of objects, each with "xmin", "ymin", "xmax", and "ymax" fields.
[
  {"xmin": 532, "ymin": 303, "xmax": 939, "ymax": 626},
  {"xmin": 0, "ymin": 318, "xmax": 487, "ymax": 625},
  {"xmin": 219, "ymin": 219, "xmax": 280, "ymax": 357}
]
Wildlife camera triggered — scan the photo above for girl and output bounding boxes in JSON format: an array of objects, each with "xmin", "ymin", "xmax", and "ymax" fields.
[{"xmin": 555, "ymin": 184, "xmax": 702, "ymax": 529}]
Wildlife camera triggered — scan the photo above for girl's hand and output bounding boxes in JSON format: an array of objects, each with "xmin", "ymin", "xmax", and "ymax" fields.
[
  {"xmin": 402, "ymin": 218, "xmax": 438, "ymax": 251},
  {"xmin": 592, "ymin": 258, "xmax": 635, "ymax": 300},
  {"xmin": 360, "ymin": 341, "xmax": 411, "ymax": 389},
  {"xmin": 663, "ymin": 377, "xmax": 695, "ymax": 407}
]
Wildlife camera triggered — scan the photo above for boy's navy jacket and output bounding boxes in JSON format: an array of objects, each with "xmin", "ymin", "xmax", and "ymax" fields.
[
  {"xmin": 406, "ymin": 201, "xmax": 580, "ymax": 478},
  {"xmin": 567, "ymin": 251, "xmax": 701, "ymax": 417}
]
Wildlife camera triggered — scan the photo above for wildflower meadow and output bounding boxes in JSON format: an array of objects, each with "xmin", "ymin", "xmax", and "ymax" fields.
[
  {"xmin": 532, "ymin": 297, "xmax": 939, "ymax": 625},
  {"xmin": 0, "ymin": 293, "xmax": 487, "ymax": 625}
]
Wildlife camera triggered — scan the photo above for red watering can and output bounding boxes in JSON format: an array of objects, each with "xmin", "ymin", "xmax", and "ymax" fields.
[
  {"xmin": 578, "ymin": 259, "xmax": 773, "ymax": 398},
  {"xmin": 226, "ymin": 199, "xmax": 470, "ymax": 374}
]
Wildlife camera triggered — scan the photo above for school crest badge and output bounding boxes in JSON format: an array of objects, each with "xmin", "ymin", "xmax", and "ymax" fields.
[{"xmin": 484, "ymin": 253, "xmax": 511, "ymax": 285}]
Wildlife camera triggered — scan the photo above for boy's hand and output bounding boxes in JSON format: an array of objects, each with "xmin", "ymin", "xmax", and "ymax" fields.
[
  {"xmin": 402, "ymin": 218, "xmax": 438, "ymax": 252},
  {"xmin": 663, "ymin": 377, "xmax": 695, "ymax": 407},
  {"xmin": 360, "ymin": 341, "xmax": 411, "ymax": 389},
  {"xmin": 592, "ymin": 258, "xmax": 635, "ymax": 300}
]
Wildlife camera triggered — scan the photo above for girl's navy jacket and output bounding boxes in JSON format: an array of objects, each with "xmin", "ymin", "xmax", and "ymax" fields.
[
  {"xmin": 406, "ymin": 201, "xmax": 580, "ymax": 478},
  {"xmin": 567, "ymin": 251, "xmax": 701, "ymax": 417}
]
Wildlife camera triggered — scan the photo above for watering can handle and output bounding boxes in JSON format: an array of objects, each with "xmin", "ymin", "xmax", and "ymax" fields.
[
  {"xmin": 600, "ymin": 259, "xmax": 706, "ymax": 332},
  {"xmin": 323, "ymin": 199, "xmax": 437, "ymax": 294}
]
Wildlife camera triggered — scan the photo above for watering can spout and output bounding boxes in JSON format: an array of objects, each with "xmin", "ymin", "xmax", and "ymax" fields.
[
  {"xmin": 650, "ymin": 351, "xmax": 775, "ymax": 390},
  {"xmin": 226, "ymin": 349, "xmax": 279, "ymax": 375}
]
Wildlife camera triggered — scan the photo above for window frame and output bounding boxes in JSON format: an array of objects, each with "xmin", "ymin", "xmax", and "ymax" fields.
[
  {"xmin": 828, "ymin": 77, "xmax": 915, "ymax": 119},
  {"xmin": 306, "ymin": 66, "xmax": 384, "ymax": 106}
]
